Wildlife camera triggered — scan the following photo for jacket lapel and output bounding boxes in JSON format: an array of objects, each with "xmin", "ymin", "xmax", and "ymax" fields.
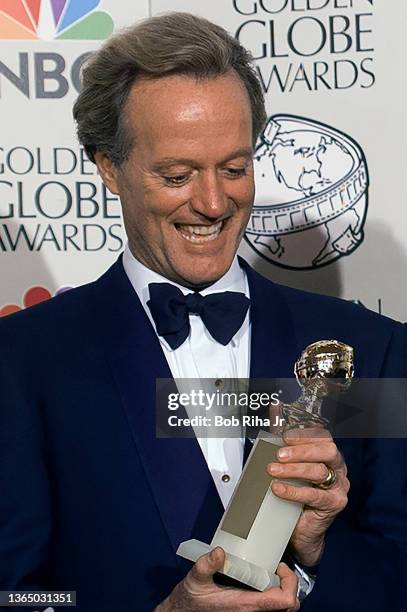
[{"xmin": 89, "ymin": 257, "xmax": 223, "ymax": 554}]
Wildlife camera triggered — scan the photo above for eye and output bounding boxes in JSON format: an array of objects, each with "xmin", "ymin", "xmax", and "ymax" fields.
[
  {"xmin": 163, "ymin": 174, "xmax": 189, "ymax": 187},
  {"xmin": 224, "ymin": 166, "xmax": 248, "ymax": 178}
]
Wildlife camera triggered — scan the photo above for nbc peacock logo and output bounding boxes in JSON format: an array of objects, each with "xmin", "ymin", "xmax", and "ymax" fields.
[
  {"xmin": 0, "ymin": 285, "xmax": 73, "ymax": 317},
  {"xmin": 0, "ymin": 0, "xmax": 114, "ymax": 41}
]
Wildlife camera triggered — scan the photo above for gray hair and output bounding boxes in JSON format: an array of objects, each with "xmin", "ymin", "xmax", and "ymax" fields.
[{"xmin": 73, "ymin": 12, "xmax": 266, "ymax": 166}]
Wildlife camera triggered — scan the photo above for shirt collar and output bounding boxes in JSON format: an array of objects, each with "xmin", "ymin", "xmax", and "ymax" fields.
[{"xmin": 122, "ymin": 243, "xmax": 249, "ymax": 349}]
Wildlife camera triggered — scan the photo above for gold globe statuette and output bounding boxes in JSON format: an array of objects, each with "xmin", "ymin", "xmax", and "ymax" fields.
[{"xmin": 280, "ymin": 339, "xmax": 354, "ymax": 431}]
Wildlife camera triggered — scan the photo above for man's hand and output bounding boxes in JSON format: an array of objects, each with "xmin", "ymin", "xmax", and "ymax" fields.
[
  {"xmin": 267, "ymin": 428, "xmax": 349, "ymax": 567},
  {"xmin": 156, "ymin": 547, "xmax": 299, "ymax": 611}
]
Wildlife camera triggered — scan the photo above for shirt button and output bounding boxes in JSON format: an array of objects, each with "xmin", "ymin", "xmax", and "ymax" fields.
[
  {"xmin": 215, "ymin": 379, "xmax": 223, "ymax": 388},
  {"xmin": 221, "ymin": 474, "xmax": 230, "ymax": 483}
]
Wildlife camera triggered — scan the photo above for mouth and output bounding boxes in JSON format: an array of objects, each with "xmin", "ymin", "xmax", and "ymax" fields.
[{"xmin": 175, "ymin": 221, "xmax": 224, "ymax": 244}]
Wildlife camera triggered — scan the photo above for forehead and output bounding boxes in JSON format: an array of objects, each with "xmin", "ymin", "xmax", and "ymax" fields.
[{"xmin": 123, "ymin": 72, "xmax": 253, "ymax": 158}]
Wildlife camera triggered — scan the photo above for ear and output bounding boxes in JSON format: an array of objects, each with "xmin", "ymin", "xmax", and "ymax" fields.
[{"xmin": 94, "ymin": 151, "xmax": 120, "ymax": 194}]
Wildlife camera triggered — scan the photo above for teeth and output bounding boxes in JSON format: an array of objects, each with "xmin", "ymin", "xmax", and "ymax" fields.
[
  {"xmin": 183, "ymin": 222, "xmax": 222, "ymax": 235},
  {"xmin": 177, "ymin": 222, "xmax": 223, "ymax": 243}
]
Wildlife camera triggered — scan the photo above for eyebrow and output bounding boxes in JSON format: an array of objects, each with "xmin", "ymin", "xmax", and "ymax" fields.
[{"xmin": 152, "ymin": 147, "xmax": 254, "ymax": 173}]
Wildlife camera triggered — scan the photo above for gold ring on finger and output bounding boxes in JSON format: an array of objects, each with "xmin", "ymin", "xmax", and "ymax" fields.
[{"xmin": 315, "ymin": 465, "xmax": 337, "ymax": 490}]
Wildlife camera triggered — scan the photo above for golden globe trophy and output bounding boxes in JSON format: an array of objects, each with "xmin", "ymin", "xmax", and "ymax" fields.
[
  {"xmin": 281, "ymin": 339, "xmax": 354, "ymax": 430},
  {"xmin": 178, "ymin": 340, "xmax": 354, "ymax": 591}
]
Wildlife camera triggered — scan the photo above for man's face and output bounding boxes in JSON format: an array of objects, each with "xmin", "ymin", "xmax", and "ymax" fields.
[{"xmin": 96, "ymin": 71, "xmax": 255, "ymax": 288}]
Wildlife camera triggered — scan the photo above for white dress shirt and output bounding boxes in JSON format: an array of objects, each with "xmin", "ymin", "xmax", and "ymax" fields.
[{"xmin": 123, "ymin": 244, "xmax": 250, "ymax": 508}]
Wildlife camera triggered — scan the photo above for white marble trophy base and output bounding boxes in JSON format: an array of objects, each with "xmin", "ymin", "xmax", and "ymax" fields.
[
  {"xmin": 177, "ymin": 539, "xmax": 280, "ymax": 591},
  {"xmin": 177, "ymin": 432, "xmax": 303, "ymax": 591}
]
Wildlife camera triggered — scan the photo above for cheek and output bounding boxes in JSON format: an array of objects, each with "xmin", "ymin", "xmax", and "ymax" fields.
[
  {"xmin": 145, "ymin": 183, "xmax": 189, "ymax": 218},
  {"xmin": 234, "ymin": 184, "xmax": 255, "ymax": 211},
  {"xmin": 233, "ymin": 174, "xmax": 255, "ymax": 201}
]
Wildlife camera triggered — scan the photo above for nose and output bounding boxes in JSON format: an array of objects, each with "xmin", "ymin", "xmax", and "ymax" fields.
[{"xmin": 190, "ymin": 170, "xmax": 229, "ymax": 220}]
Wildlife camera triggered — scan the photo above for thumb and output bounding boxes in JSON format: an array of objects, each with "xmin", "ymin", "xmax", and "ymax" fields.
[
  {"xmin": 189, "ymin": 547, "xmax": 225, "ymax": 585},
  {"xmin": 276, "ymin": 562, "xmax": 299, "ymax": 610}
]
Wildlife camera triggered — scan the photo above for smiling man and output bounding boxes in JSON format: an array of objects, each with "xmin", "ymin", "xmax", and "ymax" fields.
[{"xmin": 0, "ymin": 11, "xmax": 407, "ymax": 612}]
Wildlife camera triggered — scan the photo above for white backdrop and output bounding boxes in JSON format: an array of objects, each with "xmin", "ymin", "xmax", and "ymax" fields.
[{"xmin": 1, "ymin": 0, "xmax": 406, "ymax": 321}]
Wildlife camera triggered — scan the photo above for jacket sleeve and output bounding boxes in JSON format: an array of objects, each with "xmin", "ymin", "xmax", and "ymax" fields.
[
  {"xmin": 0, "ymin": 339, "xmax": 53, "ymax": 610},
  {"xmin": 302, "ymin": 323, "xmax": 407, "ymax": 612}
]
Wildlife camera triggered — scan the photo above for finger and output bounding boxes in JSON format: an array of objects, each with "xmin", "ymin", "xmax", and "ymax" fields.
[
  {"xmin": 276, "ymin": 441, "xmax": 345, "ymax": 470},
  {"xmin": 287, "ymin": 600, "xmax": 301, "ymax": 612},
  {"xmin": 284, "ymin": 427, "xmax": 332, "ymax": 444},
  {"xmin": 267, "ymin": 461, "xmax": 331, "ymax": 483},
  {"xmin": 271, "ymin": 481, "xmax": 348, "ymax": 512},
  {"xmin": 276, "ymin": 560, "xmax": 298, "ymax": 590},
  {"xmin": 189, "ymin": 547, "xmax": 225, "ymax": 585},
  {"xmin": 270, "ymin": 562, "xmax": 298, "ymax": 610},
  {"xmin": 233, "ymin": 563, "xmax": 298, "ymax": 611}
]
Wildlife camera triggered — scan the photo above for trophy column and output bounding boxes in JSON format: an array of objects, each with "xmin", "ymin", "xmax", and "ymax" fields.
[{"xmin": 178, "ymin": 340, "xmax": 354, "ymax": 591}]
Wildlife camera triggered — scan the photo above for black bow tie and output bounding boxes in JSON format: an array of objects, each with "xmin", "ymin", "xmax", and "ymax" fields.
[{"xmin": 147, "ymin": 282, "xmax": 250, "ymax": 350}]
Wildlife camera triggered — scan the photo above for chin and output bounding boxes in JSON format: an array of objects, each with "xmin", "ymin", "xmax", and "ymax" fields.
[
  {"xmin": 167, "ymin": 250, "xmax": 236, "ymax": 287},
  {"xmin": 176, "ymin": 265, "xmax": 229, "ymax": 289}
]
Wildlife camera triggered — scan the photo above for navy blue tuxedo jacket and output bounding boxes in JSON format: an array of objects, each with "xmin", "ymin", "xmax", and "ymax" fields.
[{"xmin": 1, "ymin": 257, "xmax": 407, "ymax": 611}]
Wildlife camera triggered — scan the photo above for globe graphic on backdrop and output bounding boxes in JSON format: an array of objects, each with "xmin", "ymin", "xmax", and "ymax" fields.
[{"xmin": 245, "ymin": 115, "xmax": 369, "ymax": 269}]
